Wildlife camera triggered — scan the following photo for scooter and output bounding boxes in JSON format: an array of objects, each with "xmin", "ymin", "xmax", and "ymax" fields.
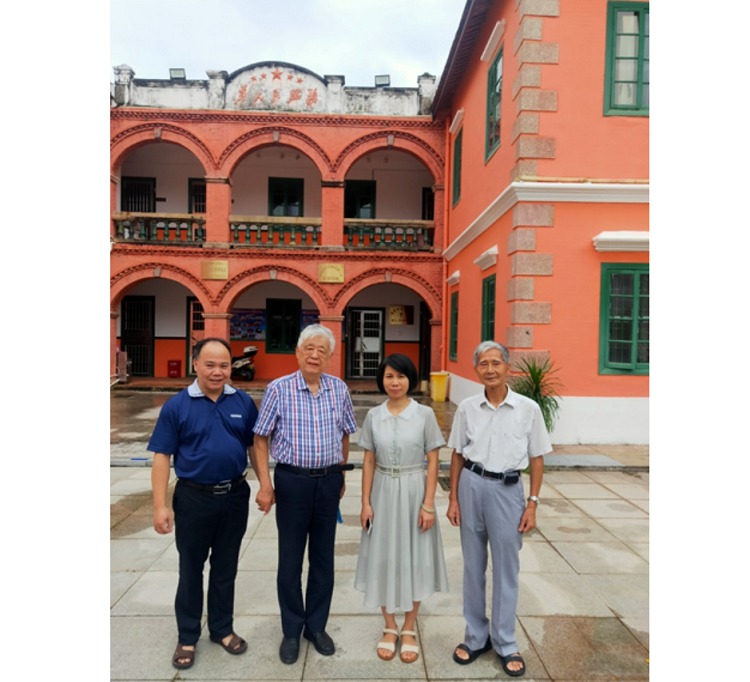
[{"xmin": 231, "ymin": 345, "xmax": 258, "ymax": 381}]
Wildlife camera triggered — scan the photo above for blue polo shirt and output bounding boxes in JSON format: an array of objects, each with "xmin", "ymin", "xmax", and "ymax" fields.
[{"xmin": 147, "ymin": 380, "xmax": 258, "ymax": 484}]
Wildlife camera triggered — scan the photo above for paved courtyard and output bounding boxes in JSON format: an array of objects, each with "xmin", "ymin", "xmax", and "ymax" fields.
[{"xmin": 111, "ymin": 390, "xmax": 648, "ymax": 680}]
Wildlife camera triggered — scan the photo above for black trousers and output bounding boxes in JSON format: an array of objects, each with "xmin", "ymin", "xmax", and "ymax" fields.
[
  {"xmin": 274, "ymin": 466, "xmax": 343, "ymax": 637},
  {"xmin": 173, "ymin": 479, "xmax": 250, "ymax": 645}
]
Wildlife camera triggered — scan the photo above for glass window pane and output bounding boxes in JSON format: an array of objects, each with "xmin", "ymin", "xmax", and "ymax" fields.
[
  {"xmin": 637, "ymin": 342, "xmax": 649, "ymax": 364},
  {"xmin": 610, "ymin": 319, "xmax": 633, "ymax": 341},
  {"xmin": 640, "ymin": 274, "xmax": 649, "ymax": 295},
  {"xmin": 617, "ymin": 11, "xmax": 639, "ymax": 34},
  {"xmin": 611, "ymin": 273, "xmax": 634, "ymax": 295},
  {"xmin": 642, "ymin": 83, "xmax": 649, "ymax": 107},
  {"xmin": 609, "ymin": 342, "xmax": 631, "ymax": 364},
  {"xmin": 615, "ymin": 83, "xmax": 636, "ymax": 106},
  {"xmin": 644, "ymin": 12, "xmax": 649, "ymax": 36},
  {"xmin": 643, "ymin": 60, "xmax": 649, "ymax": 83},
  {"xmin": 638, "ymin": 320, "xmax": 649, "ymax": 342},
  {"xmin": 615, "ymin": 59, "xmax": 638, "ymax": 81},
  {"xmin": 616, "ymin": 35, "xmax": 639, "ymax": 58},
  {"xmin": 644, "ymin": 36, "xmax": 649, "ymax": 60},
  {"xmin": 639, "ymin": 297, "xmax": 649, "ymax": 317}
]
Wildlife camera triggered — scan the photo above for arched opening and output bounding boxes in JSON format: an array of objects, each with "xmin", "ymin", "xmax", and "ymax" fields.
[
  {"xmin": 115, "ymin": 278, "xmax": 207, "ymax": 378},
  {"xmin": 344, "ymin": 283, "xmax": 432, "ymax": 384}
]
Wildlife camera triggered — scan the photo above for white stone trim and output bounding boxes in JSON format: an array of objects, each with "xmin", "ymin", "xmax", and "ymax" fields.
[
  {"xmin": 449, "ymin": 109, "xmax": 464, "ymax": 135},
  {"xmin": 474, "ymin": 245, "xmax": 499, "ymax": 270},
  {"xmin": 593, "ymin": 230, "xmax": 649, "ymax": 252},
  {"xmin": 481, "ymin": 20, "xmax": 506, "ymax": 62},
  {"xmin": 446, "ymin": 270, "xmax": 461, "ymax": 286},
  {"xmin": 447, "ymin": 374, "xmax": 648, "ymax": 444},
  {"xmin": 445, "ymin": 182, "xmax": 649, "ymax": 261}
]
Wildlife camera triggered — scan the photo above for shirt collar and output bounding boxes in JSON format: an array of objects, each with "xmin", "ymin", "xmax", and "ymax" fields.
[
  {"xmin": 187, "ymin": 378, "xmax": 237, "ymax": 398},
  {"xmin": 379, "ymin": 398, "xmax": 417, "ymax": 421},
  {"xmin": 294, "ymin": 370, "xmax": 331, "ymax": 392},
  {"xmin": 479, "ymin": 384, "xmax": 517, "ymax": 410}
]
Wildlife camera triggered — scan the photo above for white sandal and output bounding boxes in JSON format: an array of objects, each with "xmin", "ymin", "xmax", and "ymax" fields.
[
  {"xmin": 400, "ymin": 629, "xmax": 419, "ymax": 663},
  {"xmin": 377, "ymin": 628, "xmax": 399, "ymax": 661}
]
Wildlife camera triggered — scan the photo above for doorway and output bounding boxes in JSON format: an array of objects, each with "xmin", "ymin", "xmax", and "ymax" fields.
[{"xmin": 347, "ymin": 308, "xmax": 384, "ymax": 378}]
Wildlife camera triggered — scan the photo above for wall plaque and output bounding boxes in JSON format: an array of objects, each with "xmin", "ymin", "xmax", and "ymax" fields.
[
  {"xmin": 201, "ymin": 260, "xmax": 229, "ymax": 280},
  {"xmin": 318, "ymin": 263, "xmax": 344, "ymax": 283}
]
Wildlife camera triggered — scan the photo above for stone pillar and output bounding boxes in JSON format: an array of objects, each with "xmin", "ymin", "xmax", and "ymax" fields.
[
  {"xmin": 324, "ymin": 75, "xmax": 345, "ymax": 114},
  {"xmin": 205, "ymin": 177, "xmax": 232, "ymax": 243},
  {"xmin": 110, "ymin": 174, "xmax": 119, "ymax": 238},
  {"xmin": 418, "ymin": 73, "xmax": 436, "ymax": 115},
  {"xmin": 429, "ymin": 319, "xmax": 443, "ymax": 372},
  {"xmin": 202, "ymin": 313, "xmax": 232, "ymax": 340},
  {"xmin": 431, "ymin": 183, "xmax": 445, "ymax": 253},
  {"xmin": 321, "ymin": 181, "xmax": 345, "ymax": 248},
  {"xmin": 206, "ymin": 70, "xmax": 228, "ymax": 109},
  {"xmin": 111, "ymin": 311, "xmax": 119, "ymax": 378},
  {"xmin": 113, "ymin": 64, "xmax": 135, "ymax": 106},
  {"xmin": 318, "ymin": 315, "xmax": 345, "ymax": 378}
]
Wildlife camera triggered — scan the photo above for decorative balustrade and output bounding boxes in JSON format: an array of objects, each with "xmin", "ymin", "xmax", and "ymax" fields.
[
  {"xmin": 344, "ymin": 219, "xmax": 434, "ymax": 249},
  {"xmin": 230, "ymin": 215, "xmax": 321, "ymax": 247},
  {"xmin": 113, "ymin": 212, "xmax": 206, "ymax": 243}
]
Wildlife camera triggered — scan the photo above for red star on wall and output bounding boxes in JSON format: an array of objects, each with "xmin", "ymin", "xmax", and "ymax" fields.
[
  {"xmin": 272, "ymin": 68, "xmax": 283, "ymax": 80},
  {"xmin": 260, "ymin": 73, "xmax": 267, "ymax": 80},
  {"xmin": 287, "ymin": 73, "xmax": 294, "ymax": 81},
  {"xmin": 297, "ymin": 77, "xmax": 303, "ymax": 84}
]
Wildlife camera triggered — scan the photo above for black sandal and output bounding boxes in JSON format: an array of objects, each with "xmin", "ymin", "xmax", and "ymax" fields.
[
  {"xmin": 172, "ymin": 643, "xmax": 195, "ymax": 669},
  {"xmin": 499, "ymin": 652, "xmax": 526, "ymax": 677},
  {"xmin": 452, "ymin": 636, "xmax": 492, "ymax": 665}
]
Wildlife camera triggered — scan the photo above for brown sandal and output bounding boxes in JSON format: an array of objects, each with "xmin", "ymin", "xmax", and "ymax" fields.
[
  {"xmin": 210, "ymin": 632, "xmax": 248, "ymax": 655},
  {"xmin": 172, "ymin": 643, "xmax": 195, "ymax": 669}
]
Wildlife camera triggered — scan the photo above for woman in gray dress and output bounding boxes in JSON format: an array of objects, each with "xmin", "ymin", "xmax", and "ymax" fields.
[{"xmin": 354, "ymin": 355, "xmax": 449, "ymax": 663}]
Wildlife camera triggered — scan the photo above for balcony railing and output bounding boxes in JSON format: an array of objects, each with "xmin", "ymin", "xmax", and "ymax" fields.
[
  {"xmin": 113, "ymin": 212, "xmax": 206, "ymax": 243},
  {"xmin": 344, "ymin": 219, "xmax": 434, "ymax": 249},
  {"xmin": 230, "ymin": 215, "xmax": 321, "ymax": 247}
]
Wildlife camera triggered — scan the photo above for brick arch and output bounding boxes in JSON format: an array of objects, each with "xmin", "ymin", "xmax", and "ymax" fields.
[
  {"xmin": 215, "ymin": 265, "xmax": 332, "ymax": 314},
  {"xmin": 333, "ymin": 268, "xmax": 441, "ymax": 320},
  {"xmin": 110, "ymin": 262, "xmax": 214, "ymax": 311},
  {"xmin": 333, "ymin": 131, "xmax": 444, "ymax": 184},
  {"xmin": 110, "ymin": 123, "xmax": 217, "ymax": 175},
  {"xmin": 219, "ymin": 127, "xmax": 333, "ymax": 178}
]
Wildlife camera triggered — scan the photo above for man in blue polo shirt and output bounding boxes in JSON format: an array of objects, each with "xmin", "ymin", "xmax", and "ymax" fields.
[{"xmin": 148, "ymin": 337, "xmax": 260, "ymax": 670}]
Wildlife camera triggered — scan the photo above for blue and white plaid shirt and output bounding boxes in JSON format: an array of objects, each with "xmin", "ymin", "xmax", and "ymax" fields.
[{"xmin": 253, "ymin": 370, "xmax": 357, "ymax": 468}]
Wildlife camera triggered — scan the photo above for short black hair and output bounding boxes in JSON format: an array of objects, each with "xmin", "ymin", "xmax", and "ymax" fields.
[
  {"xmin": 193, "ymin": 337, "xmax": 232, "ymax": 361},
  {"xmin": 376, "ymin": 354, "xmax": 419, "ymax": 394}
]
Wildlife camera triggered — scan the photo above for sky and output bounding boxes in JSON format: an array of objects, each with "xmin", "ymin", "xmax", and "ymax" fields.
[{"xmin": 110, "ymin": 0, "xmax": 467, "ymax": 88}]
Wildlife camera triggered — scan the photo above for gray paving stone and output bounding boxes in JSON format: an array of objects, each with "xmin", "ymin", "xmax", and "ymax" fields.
[
  {"xmin": 111, "ymin": 538, "xmax": 173, "ymax": 572},
  {"xmin": 630, "ymin": 498, "xmax": 649, "ymax": 513},
  {"xmin": 542, "ymin": 471, "xmax": 599, "ymax": 485},
  {"xmin": 519, "ymin": 541, "xmax": 575, "ymax": 573},
  {"xmin": 111, "ymin": 615, "xmax": 184, "ymax": 680},
  {"xmin": 597, "ymin": 517, "xmax": 649, "ymax": 544},
  {"xmin": 239, "ymin": 537, "xmax": 279, "ymax": 572},
  {"xmin": 520, "ymin": 616, "xmax": 649, "ymax": 679},
  {"xmin": 234, "ymin": 570, "xmax": 280, "ymax": 616},
  {"xmin": 551, "ymin": 483, "xmax": 619, "ymax": 499},
  {"xmin": 551, "ymin": 542, "xmax": 648, "ymax": 574},
  {"xmin": 110, "ymin": 478, "xmax": 156, "ymax": 496},
  {"xmin": 584, "ymin": 471, "xmax": 647, "ymax": 485},
  {"xmin": 534, "ymin": 498, "xmax": 586, "ymax": 520},
  {"xmin": 581, "ymin": 574, "xmax": 649, "ymax": 618},
  {"xmin": 111, "ymin": 571, "xmax": 183, "ymax": 616},
  {"xmin": 629, "ymin": 542, "xmax": 649, "ymax": 562},
  {"xmin": 601, "ymin": 482, "xmax": 650, "ymax": 499},
  {"xmin": 623, "ymin": 616, "xmax": 649, "ymax": 649},
  {"xmin": 544, "ymin": 454, "xmax": 623, "ymax": 468},
  {"xmin": 535, "ymin": 517, "xmax": 618, "ymax": 543},
  {"xmin": 569, "ymin": 498, "xmax": 648, "ymax": 519},
  {"xmin": 111, "ymin": 571, "xmax": 143, "ymax": 607},
  {"xmin": 518, "ymin": 573, "xmax": 613, "ymax": 617}
]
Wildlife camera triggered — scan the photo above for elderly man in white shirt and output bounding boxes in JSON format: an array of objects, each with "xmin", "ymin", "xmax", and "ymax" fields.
[{"xmin": 446, "ymin": 341, "xmax": 552, "ymax": 678}]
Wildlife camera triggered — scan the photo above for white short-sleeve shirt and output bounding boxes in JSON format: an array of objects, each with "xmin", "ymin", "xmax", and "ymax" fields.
[{"xmin": 447, "ymin": 386, "xmax": 552, "ymax": 472}]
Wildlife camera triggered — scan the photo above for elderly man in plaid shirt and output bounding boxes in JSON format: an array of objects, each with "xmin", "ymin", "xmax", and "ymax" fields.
[{"xmin": 252, "ymin": 324, "xmax": 357, "ymax": 665}]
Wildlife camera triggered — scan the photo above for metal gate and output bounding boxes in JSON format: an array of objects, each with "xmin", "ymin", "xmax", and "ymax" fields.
[
  {"xmin": 350, "ymin": 309, "xmax": 383, "ymax": 378},
  {"xmin": 121, "ymin": 296, "xmax": 154, "ymax": 376}
]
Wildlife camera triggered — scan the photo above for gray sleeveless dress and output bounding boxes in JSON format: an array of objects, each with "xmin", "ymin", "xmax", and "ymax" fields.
[{"xmin": 354, "ymin": 399, "xmax": 449, "ymax": 611}]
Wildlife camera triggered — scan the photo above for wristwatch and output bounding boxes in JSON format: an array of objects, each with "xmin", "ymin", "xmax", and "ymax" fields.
[{"xmin": 527, "ymin": 495, "xmax": 540, "ymax": 505}]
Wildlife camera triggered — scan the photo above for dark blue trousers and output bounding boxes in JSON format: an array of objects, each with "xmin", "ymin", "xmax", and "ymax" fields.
[
  {"xmin": 173, "ymin": 479, "xmax": 250, "ymax": 645},
  {"xmin": 274, "ymin": 466, "xmax": 343, "ymax": 637}
]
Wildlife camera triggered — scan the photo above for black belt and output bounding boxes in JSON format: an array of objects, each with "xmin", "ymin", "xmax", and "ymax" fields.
[
  {"xmin": 276, "ymin": 462, "xmax": 355, "ymax": 477},
  {"xmin": 179, "ymin": 474, "xmax": 246, "ymax": 494},
  {"xmin": 463, "ymin": 460, "xmax": 520, "ymax": 482}
]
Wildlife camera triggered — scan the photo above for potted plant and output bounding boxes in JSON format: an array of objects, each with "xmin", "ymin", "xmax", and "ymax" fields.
[{"xmin": 510, "ymin": 356, "xmax": 563, "ymax": 432}]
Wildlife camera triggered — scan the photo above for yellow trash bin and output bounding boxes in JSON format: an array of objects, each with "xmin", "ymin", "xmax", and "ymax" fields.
[{"xmin": 429, "ymin": 371, "xmax": 449, "ymax": 402}]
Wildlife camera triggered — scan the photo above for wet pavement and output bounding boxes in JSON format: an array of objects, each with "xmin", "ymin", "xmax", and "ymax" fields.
[{"xmin": 111, "ymin": 389, "xmax": 649, "ymax": 681}]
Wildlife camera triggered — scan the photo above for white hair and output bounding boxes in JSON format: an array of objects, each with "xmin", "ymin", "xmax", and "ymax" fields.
[
  {"xmin": 297, "ymin": 324, "xmax": 335, "ymax": 354},
  {"xmin": 473, "ymin": 340, "xmax": 509, "ymax": 366}
]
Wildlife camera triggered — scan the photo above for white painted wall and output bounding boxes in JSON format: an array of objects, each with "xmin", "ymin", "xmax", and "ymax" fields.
[
  {"xmin": 233, "ymin": 281, "xmax": 318, "ymax": 309},
  {"xmin": 232, "ymin": 148, "xmax": 322, "ymax": 216},
  {"xmin": 118, "ymin": 144, "xmax": 206, "ymax": 213},
  {"xmin": 447, "ymin": 373, "xmax": 649, "ymax": 445},
  {"xmin": 349, "ymin": 283, "xmax": 421, "ymax": 341},
  {"xmin": 346, "ymin": 150, "xmax": 433, "ymax": 220},
  {"xmin": 116, "ymin": 279, "xmax": 193, "ymax": 336}
]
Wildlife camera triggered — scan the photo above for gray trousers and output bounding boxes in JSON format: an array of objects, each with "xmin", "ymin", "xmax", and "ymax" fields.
[{"xmin": 458, "ymin": 467, "xmax": 525, "ymax": 656}]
